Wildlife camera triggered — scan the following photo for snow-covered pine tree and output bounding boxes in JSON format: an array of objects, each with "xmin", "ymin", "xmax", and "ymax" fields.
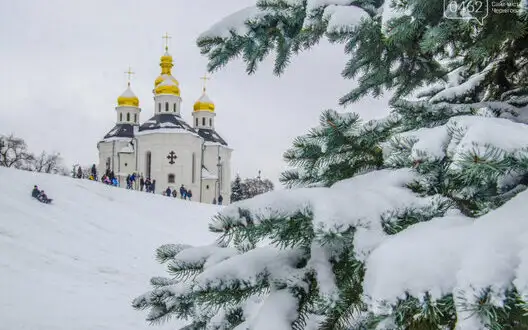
[
  {"xmin": 241, "ymin": 177, "xmax": 274, "ymax": 199},
  {"xmin": 231, "ymin": 174, "xmax": 245, "ymax": 202},
  {"xmin": 134, "ymin": 1, "xmax": 528, "ymax": 329}
]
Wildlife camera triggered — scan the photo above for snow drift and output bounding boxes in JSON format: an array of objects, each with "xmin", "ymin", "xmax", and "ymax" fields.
[{"xmin": 0, "ymin": 167, "xmax": 219, "ymax": 330}]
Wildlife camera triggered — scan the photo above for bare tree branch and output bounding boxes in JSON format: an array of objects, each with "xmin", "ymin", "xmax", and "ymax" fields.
[{"xmin": 0, "ymin": 134, "xmax": 33, "ymax": 168}]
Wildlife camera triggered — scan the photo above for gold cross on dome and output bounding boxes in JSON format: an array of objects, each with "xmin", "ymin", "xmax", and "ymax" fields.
[
  {"xmin": 162, "ymin": 32, "xmax": 172, "ymax": 51},
  {"xmin": 200, "ymin": 74, "xmax": 210, "ymax": 92},
  {"xmin": 124, "ymin": 66, "xmax": 135, "ymax": 86}
]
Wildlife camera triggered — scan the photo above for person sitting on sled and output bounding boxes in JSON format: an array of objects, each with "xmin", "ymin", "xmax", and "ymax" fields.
[
  {"xmin": 31, "ymin": 186, "xmax": 52, "ymax": 203},
  {"xmin": 32, "ymin": 185, "xmax": 40, "ymax": 198}
]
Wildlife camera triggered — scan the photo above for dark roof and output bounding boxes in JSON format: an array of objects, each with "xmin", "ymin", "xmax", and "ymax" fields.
[
  {"xmin": 139, "ymin": 114, "xmax": 197, "ymax": 133},
  {"xmin": 103, "ymin": 123, "xmax": 135, "ymax": 139},
  {"xmin": 197, "ymin": 128, "xmax": 228, "ymax": 146}
]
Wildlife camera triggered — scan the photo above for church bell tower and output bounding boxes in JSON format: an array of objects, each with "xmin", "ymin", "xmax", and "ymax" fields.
[
  {"xmin": 116, "ymin": 67, "xmax": 141, "ymax": 125},
  {"xmin": 153, "ymin": 33, "xmax": 182, "ymax": 116},
  {"xmin": 192, "ymin": 74, "xmax": 216, "ymax": 129}
]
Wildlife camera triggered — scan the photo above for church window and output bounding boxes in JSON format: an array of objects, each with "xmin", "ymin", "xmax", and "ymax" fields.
[
  {"xmin": 173, "ymin": 103, "xmax": 177, "ymax": 112},
  {"xmin": 158, "ymin": 103, "xmax": 161, "ymax": 112},
  {"xmin": 134, "ymin": 114, "xmax": 137, "ymax": 123},
  {"xmin": 191, "ymin": 153, "xmax": 196, "ymax": 183},
  {"xmin": 206, "ymin": 185, "xmax": 210, "ymax": 189},
  {"xmin": 124, "ymin": 163, "xmax": 128, "ymax": 167},
  {"xmin": 195, "ymin": 118, "xmax": 198, "ymax": 126},
  {"xmin": 168, "ymin": 174, "xmax": 175, "ymax": 183},
  {"xmin": 120, "ymin": 113, "xmax": 123, "ymax": 121},
  {"xmin": 126, "ymin": 113, "xmax": 130, "ymax": 121},
  {"xmin": 145, "ymin": 151, "xmax": 152, "ymax": 178},
  {"xmin": 209, "ymin": 118, "xmax": 212, "ymax": 126},
  {"xmin": 165, "ymin": 102, "xmax": 169, "ymax": 112},
  {"xmin": 202, "ymin": 118, "xmax": 205, "ymax": 126}
]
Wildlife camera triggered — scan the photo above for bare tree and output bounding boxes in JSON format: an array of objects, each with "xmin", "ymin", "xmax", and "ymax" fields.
[
  {"xmin": 0, "ymin": 134, "xmax": 34, "ymax": 169},
  {"xmin": 29, "ymin": 151, "xmax": 64, "ymax": 174}
]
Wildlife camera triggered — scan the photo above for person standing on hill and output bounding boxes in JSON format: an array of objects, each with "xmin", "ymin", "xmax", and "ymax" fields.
[
  {"xmin": 77, "ymin": 167, "xmax": 83, "ymax": 179},
  {"xmin": 179, "ymin": 185, "xmax": 186, "ymax": 199},
  {"xmin": 145, "ymin": 178, "xmax": 151, "ymax": 192},
  {"xmin": 140, "ymin": 176, "xmax": 145, "ymax": 191},
  {"xmin": 151, "ymin": 180, "xmax": 156, "ymax": 194},
  {"xmin": 165, "ymin": 187, "xmax": 171, "ymax": 197},
  {"xmin": 218, "ymin": 195, "xmax": 223, "ymax": 205},
  {"xmin": 91, "ymin": 164, "xmax": 97, "ymax": 181}
]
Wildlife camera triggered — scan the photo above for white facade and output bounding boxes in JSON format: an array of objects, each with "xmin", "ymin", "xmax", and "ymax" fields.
[{"xmin": 97, "ymin": 48, "xmax": 232, "ymax": 204}]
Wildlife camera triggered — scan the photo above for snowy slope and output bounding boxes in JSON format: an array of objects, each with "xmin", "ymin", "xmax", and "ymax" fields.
[{"xmin": 0, "ymin": 167, "xmax": 219, "ymax": 330}]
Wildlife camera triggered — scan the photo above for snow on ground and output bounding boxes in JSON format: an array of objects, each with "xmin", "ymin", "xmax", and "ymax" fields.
[{"xmin": 0, "ymin": 167, "xmax": 219, "ymax": 330}]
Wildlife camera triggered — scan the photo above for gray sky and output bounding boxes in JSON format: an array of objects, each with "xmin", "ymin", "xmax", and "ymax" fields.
[{"xmin": 0, "ymin": 0, "xmax": 390, "ymax": 187}]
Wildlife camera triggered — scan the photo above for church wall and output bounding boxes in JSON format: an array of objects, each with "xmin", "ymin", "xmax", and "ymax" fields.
[
  {"xmin": 136, "ymin": 132, "xmax": 202, "ymax": 196},
  {"xmin": 97, "ymin": 139, "xmax": 135, "ymax": 180},
  {"xmin": 117, "ymin": 152, "xmax": 136, "ymax": 186},
  {"xmin": 153, "ymin": 95, "xmax": 182, "ymax": 115},
  {"xmin": 202, "ymin": 144, "xmax": 233, "ymax": 204},
  {"xmin": 201, "ymin": 179, "xmax": 217, "ymax": 204},
  {"xmin": 192, "ymin": 111, "xmax": 216, "ymax": 129},
  {"xmin": 116, "ymin": 106, "xmax": 141, "ymax": 125}
]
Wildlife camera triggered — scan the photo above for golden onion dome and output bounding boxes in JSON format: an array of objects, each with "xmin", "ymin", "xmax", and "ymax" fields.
[
  {"xmin": 154, "ymin": 77, "xmax": 181, "ymax": 96},
  {"xmin": 154, "ymin": 74, "xmax": 179, "ymax": 87},
  {"xmin": 193, "ymin": 90, "xmax": 215, "ymax": 111},
  {"xmin": 117, "ymin": 84, "xmax": 139, "ymax": 107}
]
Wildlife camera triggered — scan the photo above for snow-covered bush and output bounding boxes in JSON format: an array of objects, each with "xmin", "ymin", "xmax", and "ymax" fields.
[{"xmin": 134, "ymin": 0, "xmax": 528, "ymax": 328}]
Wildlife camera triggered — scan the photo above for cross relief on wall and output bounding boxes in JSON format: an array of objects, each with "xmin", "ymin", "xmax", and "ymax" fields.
[{"xmin": 167, "ymin": 151, "xmax": 177, "ymax": 164}]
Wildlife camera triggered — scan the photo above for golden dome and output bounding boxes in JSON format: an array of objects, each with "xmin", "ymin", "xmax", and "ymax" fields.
[
  {"xmin": 117, "ymin": 84, "xmax": 139, "ymax": 107},
  {"xmin": 154, "ymin": 77, "xmax": 181, "ymax": 96},
  {"xmin": 155, "ymin": 74, "xmax": 179, "ymax": 87},
  {"xmin": 193, "ymin": 90, "xmax": 215, "ymax": 111}
]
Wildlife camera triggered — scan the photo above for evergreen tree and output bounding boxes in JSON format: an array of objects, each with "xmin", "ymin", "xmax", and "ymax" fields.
[
  {"xmin": 231, "ymin": 174, "xmax": 244, "ymax": 202},
  {"xmin": 135, "ymin": 1, "xmax": 528, "ymax": 329},
  {"xmin": 241, "ymin": 177, "xmax": 274, "ymax": 199}
]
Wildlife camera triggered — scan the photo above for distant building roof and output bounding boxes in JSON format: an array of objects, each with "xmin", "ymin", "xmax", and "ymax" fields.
[
  {"xmin": 103, "ymin": 123, "xmax": 135, "ymax": 140},
  {"xmin": 139, "ymin": 114, "xmax": 196, "ymax": 133},
  {"xmin": 197, "ymin": 128, "xmax": 228, "ymax": 146}
]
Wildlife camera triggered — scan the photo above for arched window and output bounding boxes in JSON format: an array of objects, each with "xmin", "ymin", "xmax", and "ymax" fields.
[
  {"xmin": 165, "ymin": 102, "xmax": 169, "ymax": 112},
  {"xmin": 119, "ymin": 113, "xmax": 123, "ymax": 121},
  {"xmin": 202, "ymin": 117, "xmax": 205, "ymax": 126},
  {"xmin": 195, "ymin": 118, "xmax": 198, "ymax": 126},
  {"xmin": 134, "ymin": 113, "xmax": 137, "ymax": 123},
  {"xmin": 168, "ymin": 174, "xmax": 175, "ymax": 183},
  {"xmin": 126, "ymin": 113, "xmax": 130, "ymax": 121},
  {"xmin": 173, "ymin": 103, "xmax": 177, "ymax": 112},
  {"xmin": 158, "ymin": 103, "xmax": 161, "ymax": 112},
  {"xmin": 145, "ymin": 151, "xmax": 152, "ymax": 178},
  {"xmin": 209, "ymin": 118, "xmax": 212, "ymax": 126}
]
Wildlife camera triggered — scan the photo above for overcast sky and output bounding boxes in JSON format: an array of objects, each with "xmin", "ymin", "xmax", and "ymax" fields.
[{"xmin": 0, "ymin": 0, "xmax": 390, "ymax": 187}]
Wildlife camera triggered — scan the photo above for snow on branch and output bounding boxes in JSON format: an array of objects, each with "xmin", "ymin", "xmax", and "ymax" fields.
[
  {"xmin": 215, "ymin": 169, "xmax": 438, "ymax": 260},
  {"xmin": 198, "ymin": 6, "xmax": 270, "ymax": 40},
  {"xmin": 198, "ymin": 0, "xmax": 369, "ymax": 42},
  {"xmin": 363, "ymin": 188, "xmax": 528, "ymax": 327},
  {"xmin": 385, "ymin": 115, "xmax": 528, "ymax": 167},
  {"xmin": 194, "ymin": 247, "xmax": 305, "ymax": 290}
]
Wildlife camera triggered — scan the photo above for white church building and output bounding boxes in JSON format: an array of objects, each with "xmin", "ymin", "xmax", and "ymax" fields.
[{"xmin": 97, "ymin": 40, "xmax": 232, "ymax": 204}]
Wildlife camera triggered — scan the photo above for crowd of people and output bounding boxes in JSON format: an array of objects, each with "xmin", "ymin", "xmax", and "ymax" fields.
[
  {"xmin": 164, "ymin": 184, "xmax": 193, "ymax": 200},
  {"xmin": 70, "ymin": 164, "xmax": 224, "ymax": 204}
]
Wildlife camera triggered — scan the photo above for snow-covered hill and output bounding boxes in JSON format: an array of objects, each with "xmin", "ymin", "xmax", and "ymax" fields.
[{"xmin": 0, "ymin": 167, "xmax": 218, "ymax": 330}]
